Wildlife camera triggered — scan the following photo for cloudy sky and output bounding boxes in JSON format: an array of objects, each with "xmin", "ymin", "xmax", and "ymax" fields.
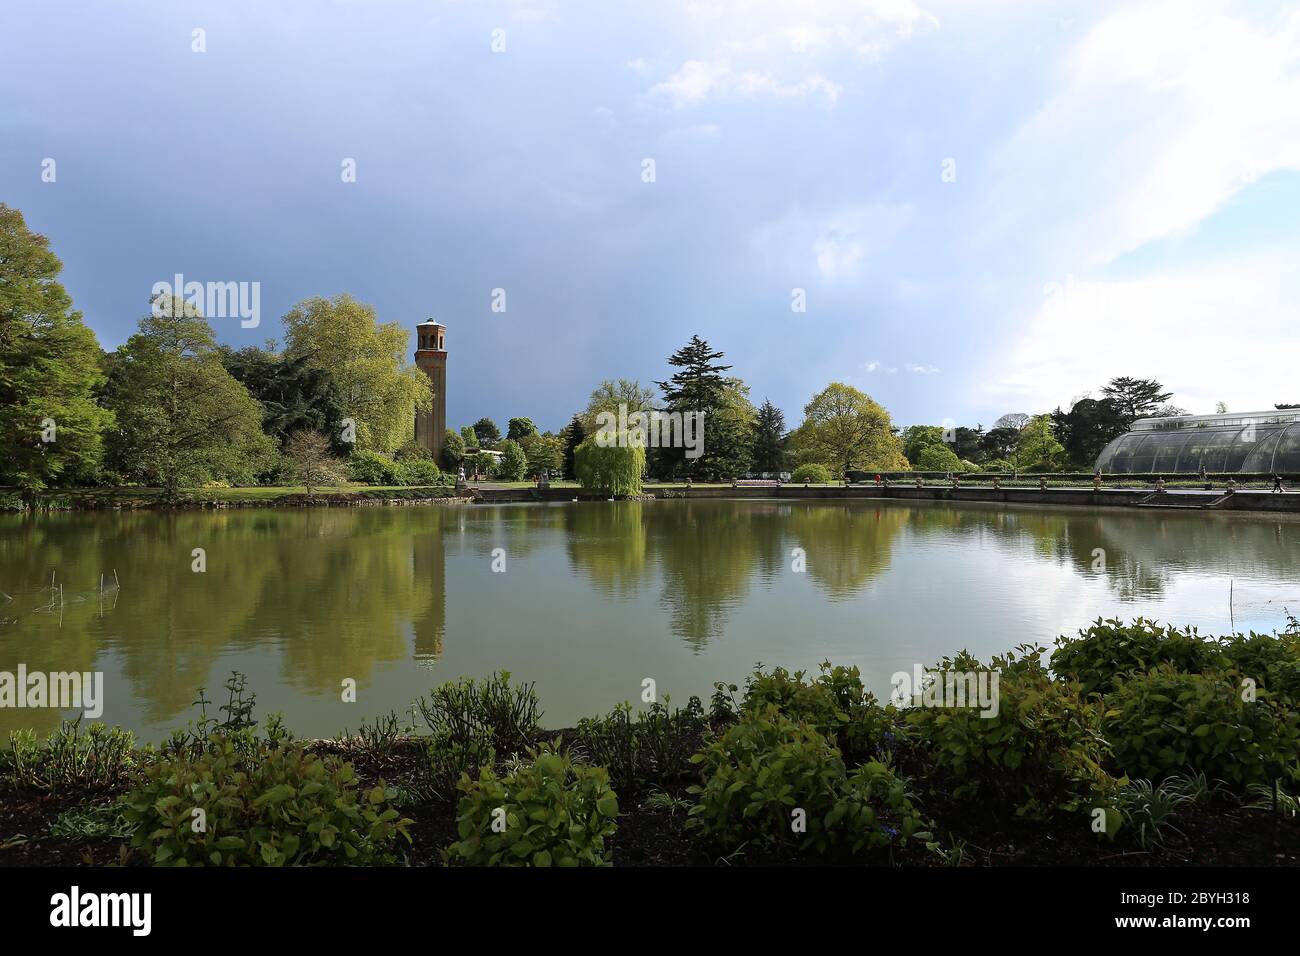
[{"xmin": 3, "ymin": 0, "xmax": 1298, "ymax": 432}]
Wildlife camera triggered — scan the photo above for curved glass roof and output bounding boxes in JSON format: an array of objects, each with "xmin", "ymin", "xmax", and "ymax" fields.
[{"xmin": 1096, "ymin": 411, "xmax": 1300, "ymax": 473}]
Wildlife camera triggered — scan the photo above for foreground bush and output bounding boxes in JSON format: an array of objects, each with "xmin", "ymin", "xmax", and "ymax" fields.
[
  {"xmin": 575, "ymin": 697, "xmax": 706, "ymax": 794},
  {"xmin": 124, "ymin": 733, "xmax": 411, "ymax": 866},
  {"xmin": 738, "ymin": 661, "xmax": 897, "ymax": 763},
  {"xmin": 687, "ymin": 709, "xmax": 928, "ymax": 859},
  {"xmin": 790, "ymin": 463, "xmax": 832, "ymax": 484},
  {"xmin": 904, "ymin": 646, "xmax": 1115, "ymax": 819},
  {"xmin": 3, "ymin": 720, "xmax": 136, "ymax": 795},
  {"xmin": 1220, "ymin": 628, "xmax": 1300, "ymax": 704},
  {"xmin": 1051, "ymin": 618, "xmax": 1225, "ymax": 697},
  {"xmin": 1103, "ymin": 665, "xmax": 1300, "ymax": 788},
  {"xmin": 415, "ymin": 671, "xmax": 541, "ymax": 755},
  {"xmin": 445, "ymin": 743, "xmax": 618, "ymax": 866},
  {"xmin": 416, "ymin": 726, "xmax": 496, "ymax": 804}
]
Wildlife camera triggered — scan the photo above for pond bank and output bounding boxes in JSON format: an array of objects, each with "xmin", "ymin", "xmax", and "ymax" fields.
[
  {"xmin": 9, "ymin": 483, "xmax": 1300, "ymax": 515},
  {"xmin": 479, "ymin": 483, "xmax": 1300, "ymax": 515}
]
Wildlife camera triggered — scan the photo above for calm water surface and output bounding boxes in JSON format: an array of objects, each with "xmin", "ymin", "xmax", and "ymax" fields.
[{"xmin": 2, "ymin": 500, "xmax": 1298, "ymax": 739}]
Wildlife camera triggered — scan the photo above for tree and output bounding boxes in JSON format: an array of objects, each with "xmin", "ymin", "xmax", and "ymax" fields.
[
  {"xmin": 506, "ymin": 417, "xmax": 538, "ymax": 441},
  {"xmin": 220, "ymin": 345, "xmax": 346, "ymax": 452},
  {"xmin": 1100, "ymin": 377, "xmax": 1173, "ymax": 424},
  {"xmin": 699, "ymin": 376, "xmax": 756, "ymax": 481},
  {"xmin": 994, "ymin": 412, "xmax": 1031, "ymax": 432},
  {"xmin": 471, "ymin": 417, "xmax": 501, "ymax": 448},
  {"xmin": 460, "ymin": 425, "xmax": 479, "ymax": 449},
  {"xmin": 0, "ymin": 205, "xmax": 115, "ymax": 503},
  {"xmin": 104, "ymin": 297, "xmax": 275, "ymax": 499},
  {"xmin": 582, "ymin": 379, "xmax": 657, "ymax": 433},
  {"xmin": 788, "ymin": 383, "xmax": 907, "ymax": 477},
  {"xmin": 654, "ymin": 336, "xmax": 753, "ymax": 481},
  {"xmin": 574, "ymin": 435, "xmax": 645, "ymax": 496},
  {"xmin": 981, "ymin": 426, "xmax": 1022, "ymax": 460},
  {"xmin": 497, "ymin": 439, "xmax": 528, "ymax": 480},
  {"xmin": 1050, "ymin": 397, "xmax": 1127, "ymax": 468},
  {"xmin": 284, "ymin": 431, "xmax": 346, "ymax": 496},
  {"xmin": 281, "ymin": 294, "xmax": 431, "ymax": 453},
  {"xmin": 562, "ymin": 414, "xmax": 586, "ymax": 479},
  {"xmin": 656, "ymin": 335, "xmax": 731, "ymax": 410},
  {"xmin": 440, "ymin": 429, "xmax": 466, "ymax": 472},
  {"xmin": 523, "ymin": 433, "xmax": 562, "ymax": 476},
  {"xmin": 1016, "ymin": 415, "xmax": 1068, "ymax": 471},
  {"xmin": 751, "ymin": 399, "xmax": 787, "ymax": 473},
  {"xmin": 901, "ymin": 425, "xmax": 946, "ymax": 465},
  {"xmin": 952, "ymin": 426, "xmax": 985, "ymax": 464}
]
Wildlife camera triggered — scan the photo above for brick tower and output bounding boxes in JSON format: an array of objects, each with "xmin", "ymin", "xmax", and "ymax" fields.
[{"xmin": 414, "ymin": 319, "xmax": 446, "ymax": 461}]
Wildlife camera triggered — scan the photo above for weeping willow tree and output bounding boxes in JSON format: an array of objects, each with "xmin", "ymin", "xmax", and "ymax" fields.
[{"xmin": 574, "ymin": 435, "xmax": 645, "ymax": 497}]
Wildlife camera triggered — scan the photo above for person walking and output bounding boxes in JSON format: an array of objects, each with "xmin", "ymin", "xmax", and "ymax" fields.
[{"xmin": 1273, "ymin": 474, "xmax": 1285, "ymax": 494}]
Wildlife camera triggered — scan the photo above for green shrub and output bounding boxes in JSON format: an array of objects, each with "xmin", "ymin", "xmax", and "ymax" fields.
[
  {"xmin": 346, "ymin": 449, "xmax": 404, "ymax": 485},
  {"xmin": 1103, "ymin": 665, "xmax": 1300, "ymax": 789},
  {"xmin": 398, "ymin": 458, "xmax": 443, "ymax": 486},
  {"xmin": 4, "ymin": 719, "xmax": 136, "ymax": 795},
  {"xmin": 416, "ymin": 727, "xmax": 496, "ymax": 804},
  {"xmin": 575, "ymin": 697, "xmax": 706, "ymax": 794},
  {"xmin": 414, "ymin": 671, "xmax": 541, "ymax": 755},
  {"xmin": 904, "ymin": 646, "xmax": 1115, "ymax": 818},
  {"xmin": 916, "ymin": 444, "xmax": 962, "ymax": 472},
  {"xmin": 741, "ymin": 661, "xmax": 897, "ymax": 762},
  {"xmin": 790, "ymin": 463, "xmax": 832, "ymax": 484},
  {"xmin": 1220, "ymin": 629, "xmax": 1300, "ymax": 704},
  {"xmin": 124, "ymin": 733, "xmax": 411, "ymax": 866},
  {"xmin": 686, "ymin": 708, "xmax": 928, "ymax": 859},
  {"xmin": 445, "ymin": 743, "xmax": 618, "ymax": 866},
  {"xmin": 1051, "ymin": 618, "xmax": 1226, "ymax": 696}
]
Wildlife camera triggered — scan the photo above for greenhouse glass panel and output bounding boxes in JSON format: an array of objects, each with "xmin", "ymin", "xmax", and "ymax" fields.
[
  {"xmin": 1149, "ymin": 431, "xmax": 1192, "ymax": 472},
  {"xmin": 1198, "ymin": 430, "xmax": 1236, "ymax": 472},
  {"xmin": 1240, "ymin": 428, "xmax": 1284, "ymax": 473},
  {"xmin": 1272, "ymin": 424, "xmax": 1300, "ymax": 472},
  {"xmin": 1222, "ymin": 429, "xmax": 1255, "ymax": 471},
  {"xmin": 1095, "ymin": 411, "xmax": 1300, "ymax": 474}
]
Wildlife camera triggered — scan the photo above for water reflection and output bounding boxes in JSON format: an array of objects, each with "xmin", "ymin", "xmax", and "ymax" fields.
[{"xmin": 2, "ymin": 500, "xmax": 1298, "ymax": 737}]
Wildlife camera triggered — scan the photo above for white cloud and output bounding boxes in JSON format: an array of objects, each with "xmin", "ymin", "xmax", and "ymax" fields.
[
  {"xmin": 693, "ymin": 0, "xmax": 938, "ymax": 56},
  {"xmin": 905, "ymin": 363, "xmax": 940, "ymax": 374},
  {"xmin": 648, "ymin": 59, "xmax": 841, "ymax": 108},
  {"xmin": 984, "ymin": 1, "xmax": 1300, "ymax": 271},
  {"xmin": 646, "ymin": 0, "xmax": 936, "ymax": 108},
  {"xmin": 864, "ymin": 360, "xmax": 897, "ymax": 373},
  {"xmin": 982, "ymin": 250, "xmax": 1300, "ymax": 414}
]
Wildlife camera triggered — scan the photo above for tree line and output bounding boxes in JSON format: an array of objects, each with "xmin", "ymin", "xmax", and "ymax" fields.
[{"xmin": 7, "ymin": 204, "xmax": 1286, "ymax": 502}]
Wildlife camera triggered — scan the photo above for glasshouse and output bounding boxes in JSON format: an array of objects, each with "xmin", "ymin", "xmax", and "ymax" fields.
[{"xmin": 1095, "ymin": 410, "xmax": 1300, "ymax": 474}]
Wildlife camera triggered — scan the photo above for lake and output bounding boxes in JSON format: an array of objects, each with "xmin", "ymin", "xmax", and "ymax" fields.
[{"xmin": 3, "ymin": 499, "xmax": 1299, "ymax": 740}]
